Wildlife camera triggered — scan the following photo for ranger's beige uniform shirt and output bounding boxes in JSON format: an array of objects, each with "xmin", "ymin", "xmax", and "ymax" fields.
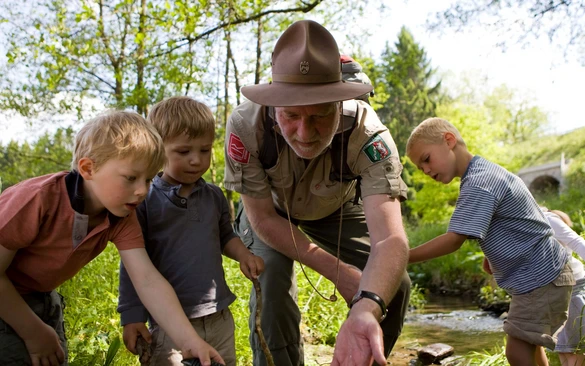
[{"xmin": 224, "ymin": 100, "xmax": 407, "ymax": 221}]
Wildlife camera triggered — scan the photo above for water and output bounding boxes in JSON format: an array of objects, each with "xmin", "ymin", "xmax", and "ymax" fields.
[
  {"xmin": 391, "ymin": 295, "xmax": 563, "ymax": 365},
  {"xmin": 395, "ymin": 295, "xmax": 506, "ymax": 357}
]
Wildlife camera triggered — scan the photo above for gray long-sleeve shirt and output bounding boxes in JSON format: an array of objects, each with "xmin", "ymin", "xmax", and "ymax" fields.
[{"xmin": 117, "ymin": 175, "xmax": 237, "ymax": 326}]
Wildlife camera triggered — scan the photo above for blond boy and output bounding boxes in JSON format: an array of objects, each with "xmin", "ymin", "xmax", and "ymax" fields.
[
  {"xmin": 0, "ymin": 111, "xmax": 224, "ymax": 366},
  {"xmin": 117, "ymin": 97, "xmax": 264, "ymax": 366},
  {"xmin": 406, "ymin": 117, "xmax": 574, "ymax": 366}
]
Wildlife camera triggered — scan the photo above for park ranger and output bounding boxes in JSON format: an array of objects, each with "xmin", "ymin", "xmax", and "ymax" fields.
[{"xmin": 224, "ymin": 19, "xmax": 411, "ymax": 366}]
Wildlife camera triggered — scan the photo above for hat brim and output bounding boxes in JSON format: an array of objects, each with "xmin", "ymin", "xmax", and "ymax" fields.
[{"xmin": 241, "ymin": 81, "xmax": 373, "ymax": 107}]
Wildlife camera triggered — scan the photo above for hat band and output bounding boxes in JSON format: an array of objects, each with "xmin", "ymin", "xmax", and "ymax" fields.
[{"xmin": 272, "ymin": 72, "xmax": 341, "ymax": 84}]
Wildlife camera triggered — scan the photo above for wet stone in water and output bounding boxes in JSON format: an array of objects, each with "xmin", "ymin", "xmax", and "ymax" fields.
[{"xmin": 417, "ymin": 343, "xmax": 454, "ymax": 365}]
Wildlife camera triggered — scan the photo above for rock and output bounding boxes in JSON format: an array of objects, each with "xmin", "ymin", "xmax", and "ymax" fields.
[
  {"xmin": 417, "ymin": 343, "xmax": 455, "ymax": 365},
  {"xmin": 440, "ymin": 355, "xmax": 465, "ymax": 365}
]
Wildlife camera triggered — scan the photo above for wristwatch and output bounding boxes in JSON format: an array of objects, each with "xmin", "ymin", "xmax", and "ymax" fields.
[{"xmin": 349, "ymin": 290, "xmax": 387, "ymax": 322}]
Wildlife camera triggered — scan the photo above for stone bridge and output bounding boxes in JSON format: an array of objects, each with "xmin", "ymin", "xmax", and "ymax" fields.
[{"xmin": 517, "ymin": 154, "xmax": 569, "ymax": 196}]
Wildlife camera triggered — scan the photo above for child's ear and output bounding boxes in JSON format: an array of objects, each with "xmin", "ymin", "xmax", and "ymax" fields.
[
  {"xmin": 444, "ymin": 132, "xmax": 457, "ymax": 149},
  {"xmin": 78, "ymin": 157, "xmax": 96, "ymax": 180}
]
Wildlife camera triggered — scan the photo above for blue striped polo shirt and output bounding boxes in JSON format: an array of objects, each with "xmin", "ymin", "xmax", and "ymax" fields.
[{"xmin": 448, "ymin": 156, "xmax": 568, "ymax": 295}]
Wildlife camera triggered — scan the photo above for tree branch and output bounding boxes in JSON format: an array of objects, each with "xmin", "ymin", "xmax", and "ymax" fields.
[{"xmin": 149, "ymin": 1, "xmax": 323, "ymax": 58}]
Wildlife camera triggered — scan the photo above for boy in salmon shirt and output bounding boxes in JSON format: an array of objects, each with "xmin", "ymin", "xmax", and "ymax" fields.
[{"xmin": 0, "ymin": 111, "xmax": 224, "ymax": 366}]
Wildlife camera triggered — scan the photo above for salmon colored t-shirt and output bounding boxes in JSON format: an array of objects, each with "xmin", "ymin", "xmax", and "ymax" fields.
[{"xmin": 0, "ymin": 172, "xmax": 144, "ymax": 294}]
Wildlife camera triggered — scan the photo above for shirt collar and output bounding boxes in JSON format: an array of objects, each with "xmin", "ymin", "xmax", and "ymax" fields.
[
  {"xmin": 461, "ymin": 155, "xmax": 480, "ymax": 181},
  {"xmin": 152, "ymin": 173, "xmax": 206, "ymax": 205},
  {"xmin": 65, "ymin": 170, "xmax": 85, "ymax": 214},
  {"xmin": 65, "ymin": 170, "xmax": 121, "ymax": 225}
]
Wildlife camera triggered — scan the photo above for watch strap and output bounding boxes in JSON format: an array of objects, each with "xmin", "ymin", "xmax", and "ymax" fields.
[{"xmin": 350, "ymin": 290, "xmax": 387, "ymax": 321}]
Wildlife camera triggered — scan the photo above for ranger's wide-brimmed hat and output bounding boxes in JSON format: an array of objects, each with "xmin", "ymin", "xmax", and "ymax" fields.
[{"xmin": 240, "ymin": 20, "xmax": 373, "ymax": 107}]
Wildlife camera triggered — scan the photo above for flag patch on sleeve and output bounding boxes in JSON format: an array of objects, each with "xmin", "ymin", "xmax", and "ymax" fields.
[
  {"xmin": 228, "ymin": 133, "xmax": 250, "ymax": 164},
  {"xmin": 362, "ymin": 134, "xmax": 391, "ymax": 163}
]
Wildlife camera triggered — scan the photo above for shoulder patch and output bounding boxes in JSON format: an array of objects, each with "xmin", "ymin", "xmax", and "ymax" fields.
[
  {"xmin": 228, "ymin": 133, "xmax": 250, "ymax": 164},
  {"xmin": 362, "ymin": 134, "xmax": 391, "ymax": 163}
]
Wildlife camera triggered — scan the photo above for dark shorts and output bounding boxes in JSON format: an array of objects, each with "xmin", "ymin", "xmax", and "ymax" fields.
[
  {"xmin": 234, "ymin": 200, "xmax": 411, "ymax": 366},
  {"xmin": 0, "ymin": 290, "xmax": 68, "ymax": 366}
]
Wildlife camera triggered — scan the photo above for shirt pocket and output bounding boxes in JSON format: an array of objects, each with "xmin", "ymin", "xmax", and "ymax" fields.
[{"xmin": 265, "ymin": 159, "xmax": 294, "ymax": 189}]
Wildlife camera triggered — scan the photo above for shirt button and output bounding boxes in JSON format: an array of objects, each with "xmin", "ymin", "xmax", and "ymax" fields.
[
  {"xmin": 181, "ymin": 199, "xmax": 187, "ymax": 204},
  {"xmin": 385, "ymin": 166, "xmax": 393, "ymax": 172},
  {"xmin": 315, "ymin": 184, "xmax": 320, "ymax": 190}
]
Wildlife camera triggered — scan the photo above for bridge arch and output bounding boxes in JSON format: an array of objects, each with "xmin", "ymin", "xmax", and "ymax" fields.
[{"xmin": 517, "ymin": 154, "xmax": 569, "ymax": 197}]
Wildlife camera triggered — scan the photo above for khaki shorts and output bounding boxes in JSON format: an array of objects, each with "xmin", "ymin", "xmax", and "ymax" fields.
[
  {"xmin": 503, "ymin": 262, "xmax": 574, "ymax": 350},
  {"xmin": 149, "ymin": 308, "xmax": 236, "ymax": 366}
]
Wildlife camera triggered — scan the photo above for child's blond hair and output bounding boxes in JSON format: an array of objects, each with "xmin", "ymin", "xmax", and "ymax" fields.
[
  {"xmin": 71, "ymin": 110, "xmax": 165, "ymax": 177},
  {"xmin": 406, "ymin": 117, "xmax": 467, "ymax": 157},
  {"xmin": 147, "ymin": 96, "xmax": 215, "ymax": 141}
]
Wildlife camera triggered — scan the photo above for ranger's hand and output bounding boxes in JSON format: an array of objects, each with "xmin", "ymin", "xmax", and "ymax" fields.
[{"xmin": 331, "ymin": 307, "xmax": 385, "ymax": 366}]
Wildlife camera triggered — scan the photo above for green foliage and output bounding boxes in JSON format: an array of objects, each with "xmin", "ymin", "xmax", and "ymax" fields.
[
  {"xmin": 478, "ymin": 285, "xmax": 509, "ymax": 305},
  {"xmin": 0, "ymin": 0, "xmax": 379, "ymax": 119},
  {"xmin": 408, "ymin": 284, "xmax": 427, "ymax": 310},
  {"xmin": 372, "ymin": 26, "xmax": 443, "ymax": 155},
  {"xmin": 0, "ymin": 128, "xmax": 73, "ymax": 189},
  {"xmin": 406, "ymin": 223, "xmax": 487, "ymax": 293},
  {"xmin": 484, "ymin": 85, "xmax": 548, "ymax": 144},
  {"xmin": 462, "ymin": 339, "xmax": 508, "ymax": 366},
  {"xmin": 57, "ymin": 244, "xmax": 136, "ymax": 366}
]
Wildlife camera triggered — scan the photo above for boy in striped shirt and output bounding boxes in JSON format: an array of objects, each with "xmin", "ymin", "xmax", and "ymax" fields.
[{"xmin": 406, "ymin": 117, "xmax": 573, "ymax": 366}]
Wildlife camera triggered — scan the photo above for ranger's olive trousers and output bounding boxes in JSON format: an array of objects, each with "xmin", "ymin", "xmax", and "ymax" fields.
[{"xmin": 234, "ymin": 201, "xmax": 411, "ymax": 366}]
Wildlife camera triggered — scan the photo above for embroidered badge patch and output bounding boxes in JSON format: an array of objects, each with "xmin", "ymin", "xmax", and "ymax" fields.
[
  {"xmin": 228, "ymin": 133, "xmax": 250, "ymax": 164},
  {"xmin": 362, "ymin": 134, "xmax": 391, "ymax": 163}
]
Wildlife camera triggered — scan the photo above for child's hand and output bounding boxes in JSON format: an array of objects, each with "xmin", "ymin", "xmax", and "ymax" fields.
[
  {"xmin": 181, "ymin": 338, "xmax": 225, "ymax": 366},
  {"xmin": 123, "ymin": 322, "xmax": 151, "ymax": 354},
  {"xmin": 239, "ymin": 253, "xmax": 265, "ymax": 280},
  {"xmin": 482, "ymin": 257, "xmax": 493, "ymax": 275},
  {"xmin": 23, "ymin": 322, "xmax": 65, "ymax": 366}
]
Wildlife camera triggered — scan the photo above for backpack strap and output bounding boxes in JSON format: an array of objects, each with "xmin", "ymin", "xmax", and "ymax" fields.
[{"xmin": 258, "ymin": 106, "xmax": 285, "ymax": 170}]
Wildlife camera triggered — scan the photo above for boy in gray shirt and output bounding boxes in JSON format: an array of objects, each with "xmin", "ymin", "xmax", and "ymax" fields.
[{"xmin": 117, "ymin": 96, "xmax": 264, "ymax": 366}]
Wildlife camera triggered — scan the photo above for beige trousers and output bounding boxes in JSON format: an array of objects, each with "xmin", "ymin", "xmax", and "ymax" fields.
[{"xmin": 149, "ymin": 308, "xmax": 236, "ymax": 366}]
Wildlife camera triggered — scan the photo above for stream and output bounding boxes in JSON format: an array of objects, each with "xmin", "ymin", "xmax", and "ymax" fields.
[
  {"xmin": 390, "ymin": 295, "xmax": 564, "ymax": 365},
  {"xmin": 398, "ymin": 295, "xmax": 505, "ymax": 355}
]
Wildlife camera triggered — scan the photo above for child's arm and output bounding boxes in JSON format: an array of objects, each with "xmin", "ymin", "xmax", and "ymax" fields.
[
  {"xmin": 409, "ymin": 232, "xmax": 468, "ymax": 263},
  {"xmin": 118, "ymin": 248, "xmax": 225, "ymax": 366},
  {"xmin": 118, "ymin": 261, "xmax": 151, "ymax": 354},
  {"xmin": 223, "ymin": 237, "xmax": 264, "ymax": 280},
  {"xmin": 0, "ymin": 245, "xmax": 65, "ymax": 365},
  {"xmin": 548, "ymin": 214, "xmax": 585, "ymax": 260}
]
